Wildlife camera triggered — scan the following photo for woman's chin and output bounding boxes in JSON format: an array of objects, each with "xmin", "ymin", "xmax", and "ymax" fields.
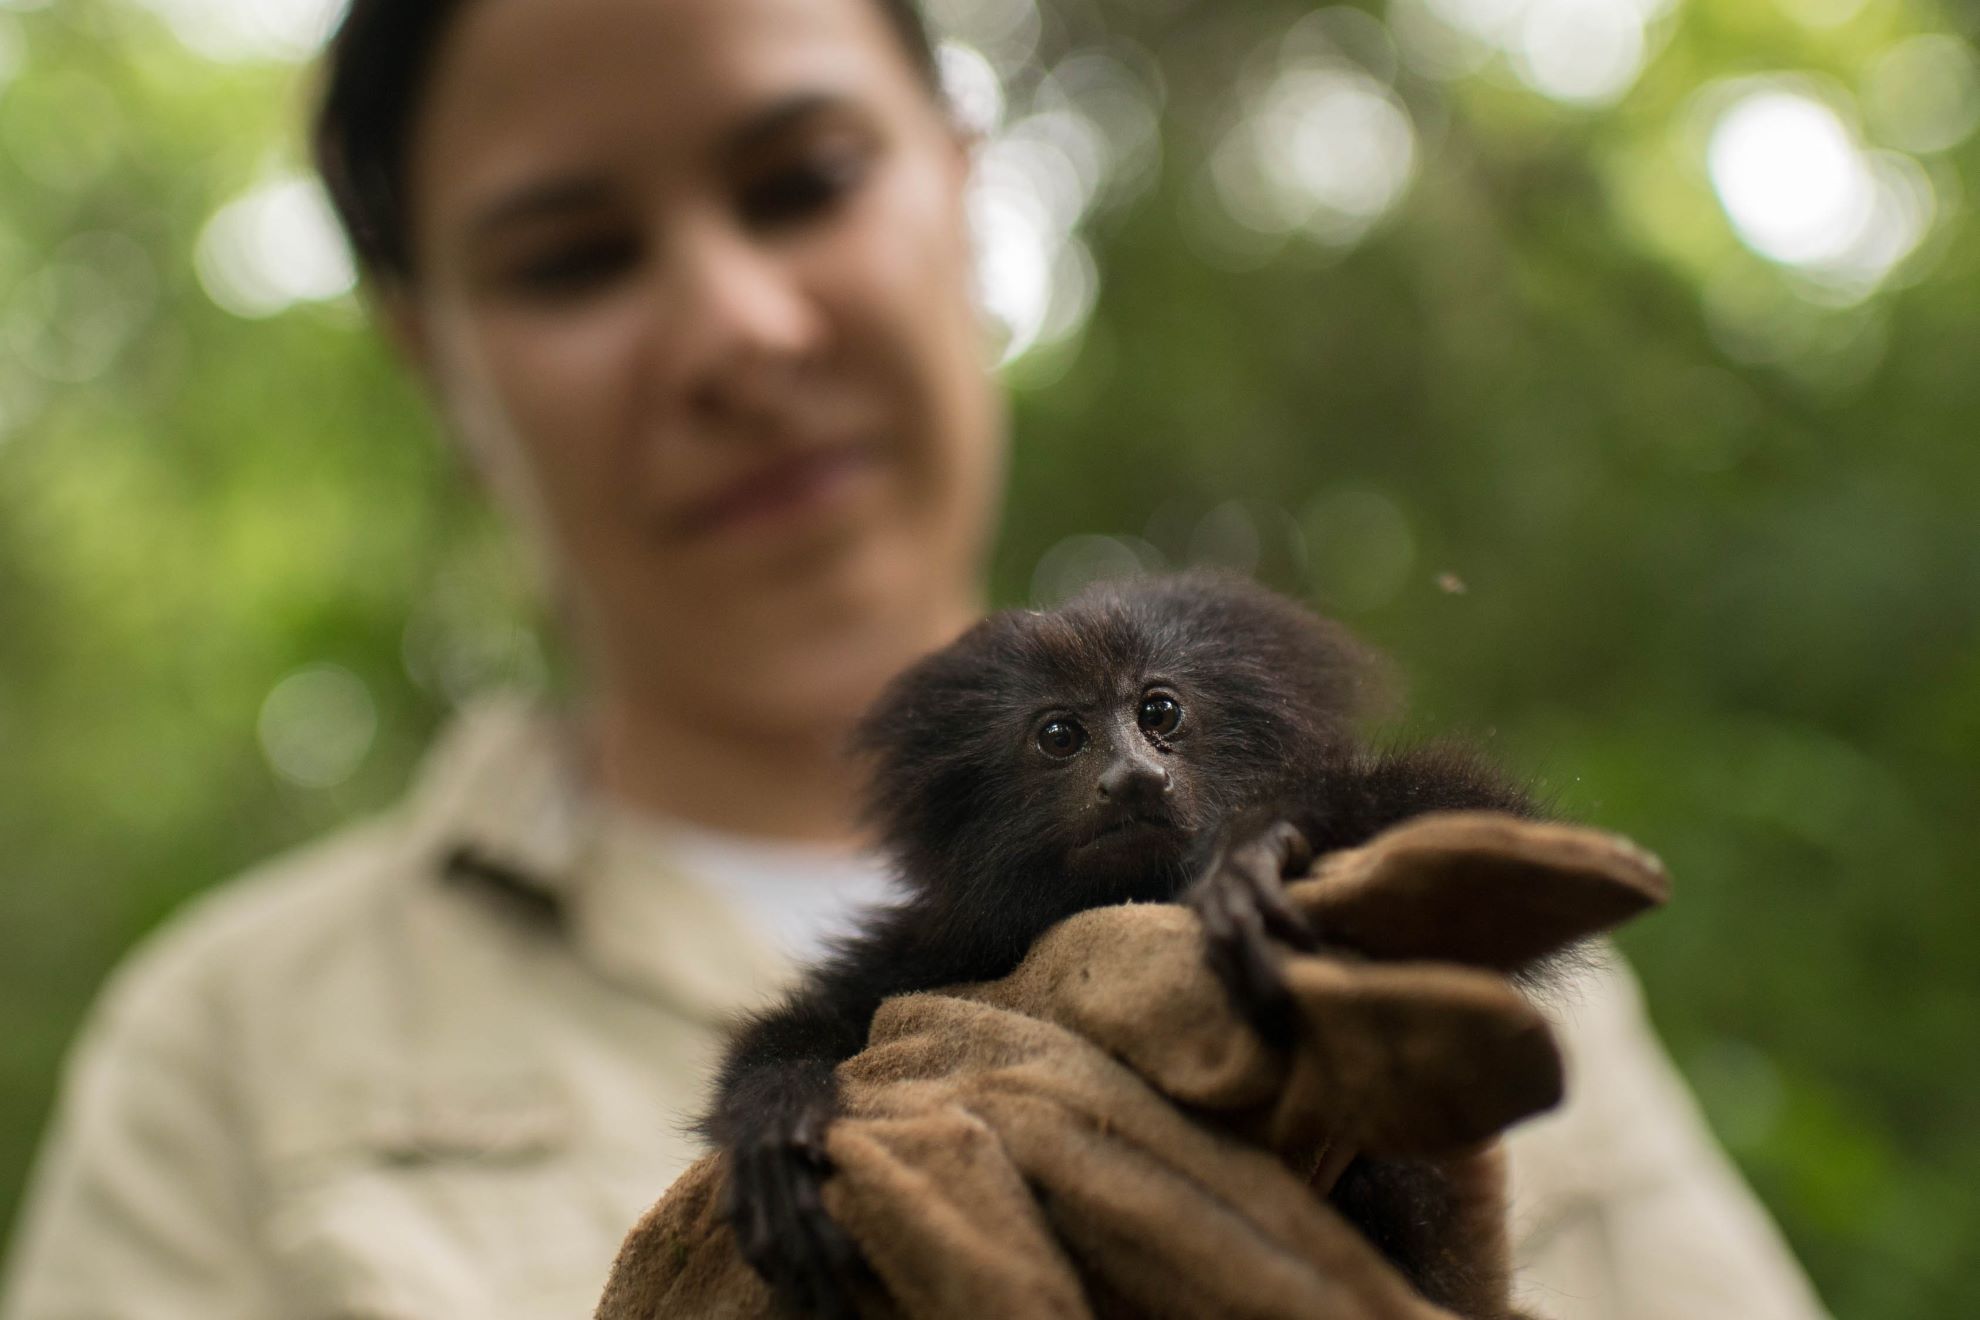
[{"xmin": 627, "ymin": 569, "xmax": 957, "ymax": 731}]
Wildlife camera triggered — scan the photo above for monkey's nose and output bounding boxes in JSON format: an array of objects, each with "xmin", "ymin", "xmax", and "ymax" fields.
[{"xmin": 1098, "ymin": 762, "xmax": 1172, "ymax": 808}]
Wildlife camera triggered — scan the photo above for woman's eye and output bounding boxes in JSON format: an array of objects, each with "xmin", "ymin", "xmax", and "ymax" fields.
[
  {"xmin": 505, "ymin": 236, "xmax": 639, "ymax": 300},
  {"xmin": 1036, "ymin": 719, "xmax": 1087, "ymax": 760},
  {"xmin": 739, "ymin": 148, "xmax": 869, "ymax": 230},
  {"xmin": 1138, "ymin": 694, "xmax": 1183, "ymax": 737}
]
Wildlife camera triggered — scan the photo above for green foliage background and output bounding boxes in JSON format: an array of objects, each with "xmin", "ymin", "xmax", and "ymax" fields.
[{"xmin": 2, "ymin": 0, "xmax": 1976, "ymax": 1313}]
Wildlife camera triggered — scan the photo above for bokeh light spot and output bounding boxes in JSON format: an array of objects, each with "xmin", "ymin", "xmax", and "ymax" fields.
[
  {"xmin": 1706, "ymin": 84, "xmax": 1934, "ymax": 295},
  {"xmin": 1038, "ymin": 237, "xmax": 1098, "ymax": 347},
  {"xmin": 1511, "ymin": 0, "xmax": 1648, "ymax": 106},
  {"xmin": 401, "ymin": 559, "xmax": 548, "ymax": 704},
  {"xmin": 1770, "ymin": 0, "xmax": 1867, "ymax": 30},
  {"xmin": 970, "ymin": 91, "xmax": 1113, "ymax": 363},
  {"xmin": 1864, "ymin": 35, "xmax": 1980, "ymax": 156},
  {"xmin": 1390, "ymin": 0, "xmax": 1493, "ymax": 80},
  {"xmin": 923, "ymin": 0, "xmax": 1038, "ymax": 77},
  {"xmin": 1301, "ymin": 487, "xmax": 1417, "ymax": 611},
  {"xmin": 1423, "ymin": 0, "xmax": 1526, "ymax": 37},
  {"xmin": 1405, "ymin": 0, "xmax": 1666, "ymax": 103},
  {"xmin": 1284, "ymin": 8, "xmax": 1403, "ymax": 86},
  {"xmin": 7, "ymin": 231, "xmax": 157, "ymax": 385},
  {"xmin": 258, "ymin": 664, "xmax": 378, "ymax": 790},
  {"xmin": 1213, "ymin": 64, "xmax": 1418, "ymax": 246},
  {"xmin": 1701, "ymin": 258, "xmax": 1891, "ymax": 389},
  {"xmin": 1186, "ymin": 501, "xmax": 1264, "ymax": 576},
  {"xmin": 1029, "ymin": 534, "xmax": 1162, "ymax": 606},
  {"xmin": 971, "ymin": 177, "xmax": 1054, "ymax": 363},
  {"xmin": 1710, "ymin": 91, "xmax": 1870, "ymax": 266},
  {"xmin": 195, "ymin": 175, "xmax": 356, "ymax": 318},
  {"xmin": 1036, "ymin": 51, "xmax": 1165, "ymax": 214},
  {"xmin": 130, "ymin": 0, "xmax": 341, "ymax": 63},
  {"xmin": 938, "ymin": 41, "xmax": 1004, "ymax": 138}
]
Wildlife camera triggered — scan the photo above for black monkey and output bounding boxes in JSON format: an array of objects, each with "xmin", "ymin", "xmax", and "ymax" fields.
[{"xmin": 701, "ymin": 571, "xmax": 1537, "ymax": 1317}]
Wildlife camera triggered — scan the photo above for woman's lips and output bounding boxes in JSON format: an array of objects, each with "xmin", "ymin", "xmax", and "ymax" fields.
[{"xmin": 669, "ymin": 445, "xmax": 878, "ymax": 542}]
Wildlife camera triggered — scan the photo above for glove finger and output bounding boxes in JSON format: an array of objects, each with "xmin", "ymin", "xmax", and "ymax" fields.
[
  {"xmin": 1290, "ymin": 813, "xmax": 1669, "ymax": 971},
  {"xmin": 977, "ymin": 1087, "xmax": 1454, "ymax": 1320},
  {"xmin": 821, "ymin": 1111, "xmax": 1093, "ymax": 1320}
]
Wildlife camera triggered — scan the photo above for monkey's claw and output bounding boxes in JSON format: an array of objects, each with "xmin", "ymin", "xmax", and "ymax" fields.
[
  {"xmin": 725, "ymin": 1108, "xmax": 871, "ymax": 1319},
  {"xmin": 1186, "ymin": 819, "xmax": 1318, "ymax": 1044}
]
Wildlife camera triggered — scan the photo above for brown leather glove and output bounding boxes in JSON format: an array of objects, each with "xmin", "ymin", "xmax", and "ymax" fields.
[{"xmin": 595, "ymin": 812, "xmax": 1669, "ymax": 1320}]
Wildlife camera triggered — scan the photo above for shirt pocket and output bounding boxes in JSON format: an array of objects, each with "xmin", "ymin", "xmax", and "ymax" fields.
[{"xmin": 264, "ymin": 1081, "xmax": 612, "ymax": 1319}]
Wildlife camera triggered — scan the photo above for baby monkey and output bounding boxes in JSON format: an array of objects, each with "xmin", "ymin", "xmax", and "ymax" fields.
[{"xmin": 702, "ymin": 572, "xmax": 1535, "ymax": 1317}]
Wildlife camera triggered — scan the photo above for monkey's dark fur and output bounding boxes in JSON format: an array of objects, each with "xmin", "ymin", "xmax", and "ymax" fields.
[{"xmin": 702, "ymin": 572, "xmax": 1540, "ymax": 1318}]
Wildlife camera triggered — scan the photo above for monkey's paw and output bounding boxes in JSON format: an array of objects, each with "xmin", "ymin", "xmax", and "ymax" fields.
[
  {"xmin": 723, "ymin": 1104, "xmax": 871, "ymax": 1320},
  {"xmin": 1186, "ymin": 818, "xmax": 1320, "ymax": 1044}
]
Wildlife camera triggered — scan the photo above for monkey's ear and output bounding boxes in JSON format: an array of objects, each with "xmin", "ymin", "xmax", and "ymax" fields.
[
  {"xmin": 845, "ymin": 632, "xmax": 997, "ymax": 841},
  {"xmin": 1158, "ymin": 571, "xmax": 1393, "ymax": 735},
  {"xmin": 846, "ymin": 688, "xmax": 916, "ymax": 763},
  {"xmin": 1289, "ymin": 610, "xmax": 1398, "ymax": 733},
  {"xmin": 846, "ymin": 644, "xmax": 958, "ymax": 764},
  {"xmin": 1251, "ymin": 578, "xmax": 1396, "ymax": 733},
  {"xmin": 847, "ymin": 612, "xmax": 1021, "ymax": 764}
]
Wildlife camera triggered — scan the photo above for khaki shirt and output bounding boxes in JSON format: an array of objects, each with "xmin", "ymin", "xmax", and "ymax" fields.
[{"xmin": 1, "ymin": 698, "xmax": 1830, "ymax": 1319}]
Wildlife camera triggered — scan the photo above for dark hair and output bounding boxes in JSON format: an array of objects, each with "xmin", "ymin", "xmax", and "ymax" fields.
[{"xmin": 313, "ymin": 0, "xmax": 941, "ymax": 285}]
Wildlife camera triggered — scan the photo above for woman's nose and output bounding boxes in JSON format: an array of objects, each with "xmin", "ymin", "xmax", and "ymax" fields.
[{"xmin": 656, "ymin": 222, "xmax": 828, "ymax": 422}]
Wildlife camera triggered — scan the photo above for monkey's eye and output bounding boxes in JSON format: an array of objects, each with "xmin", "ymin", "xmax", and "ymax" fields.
[
  {"xmin": 1138, "ymin": 693, "xmax": 1183, "ymax": 737},
  {"xmin": 1036, "ymin": 718, "xmax": 1087, "ymax": 760}
]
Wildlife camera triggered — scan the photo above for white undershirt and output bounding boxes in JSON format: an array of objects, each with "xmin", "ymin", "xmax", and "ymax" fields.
[{"xmin": 607, "ymin": 807, "xmax": 903, "ymax": 966}]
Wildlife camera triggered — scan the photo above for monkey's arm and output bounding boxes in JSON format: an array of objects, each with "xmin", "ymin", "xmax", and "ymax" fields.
[
  {"xmin": 1293, "ymin": 743, "xmax": 1539, "ymax": 856},
  {"xmin": 704, "ymin": 902, "xmax": 989, "ymax": 1144},
  {"xmin": 703, "ymin": 910, "xmax": 962, "ymax": 1319},
  {"xmin": 703, "ymin": 981, "xmax": 871, "ymax": 1147},
  {"xmin": 704, "ymin": 994, "xmax": 872, "ymax": 1317}
]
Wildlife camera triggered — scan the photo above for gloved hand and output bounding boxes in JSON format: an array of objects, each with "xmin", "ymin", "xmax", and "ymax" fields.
[{"xmin": 595, "ymin": 811, "xmax": 1668, "ymax": 1320}]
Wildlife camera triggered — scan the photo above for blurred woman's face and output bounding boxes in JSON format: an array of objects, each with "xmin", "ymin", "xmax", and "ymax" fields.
[{"xmin": 397, "ymin": 0, "xmax": 1003, "ymax": 734}]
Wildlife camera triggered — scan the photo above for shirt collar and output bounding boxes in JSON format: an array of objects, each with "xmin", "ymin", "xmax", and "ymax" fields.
[
  {"xmin": 401, "ymin": 692, "xmax": 796, "ymax": 1021},
  {"xmin": 405, "ymin": 692, "xmax": 590, "ymax": 900}
]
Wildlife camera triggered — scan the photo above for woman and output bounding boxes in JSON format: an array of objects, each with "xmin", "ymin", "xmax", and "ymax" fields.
[{"xmin": 0, "ymin": 0, "xmax": 1828, "ymax": 1314}]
